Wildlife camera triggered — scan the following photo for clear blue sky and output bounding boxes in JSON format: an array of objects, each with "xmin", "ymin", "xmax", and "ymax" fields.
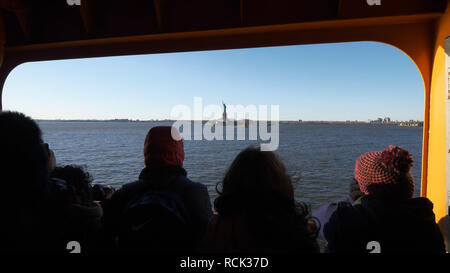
[{"xmin": 2, "ymin": 41, "xmax": 424, "ymax": 121}]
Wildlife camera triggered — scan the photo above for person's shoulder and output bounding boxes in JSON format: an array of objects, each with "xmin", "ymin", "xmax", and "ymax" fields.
[
  {"xmin": 407, "ymin": 197, "xmax": 434, "ymax": 208},
  {"xmin": 177, "ymin": 176, "xmax": 207, "ymax": 190},
  {"xmin": 121, "ymin": 180, "xmax": 141, "ymax": 191},
  {"xmin": 399, "ymin": 197, "xmax": 437, "ymax": 219},
  {"xmin": 333, "ymin": 197, "xmax": 369, "ymax": 220},
  {"xmin": 335, "ymin": 199, "xmax": 356, "ymax": 211},
  {"xmin": 108, "ymin": 180, "xmax": 143, "ymax": 201},
  {"xmin": 174, "ymin": 177, "xmax": 211, "ymax": 205}
]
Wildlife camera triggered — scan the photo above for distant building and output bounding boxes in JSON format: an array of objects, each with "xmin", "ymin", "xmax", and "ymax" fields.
[{"xmin": 384, "ymin": 117, "xmax": 391, "ymax": 123}]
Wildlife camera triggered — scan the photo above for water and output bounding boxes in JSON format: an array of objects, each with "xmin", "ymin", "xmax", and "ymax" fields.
[{"xmin": 38, "ymin": 121, "xmax": 423, "ymax": 210}]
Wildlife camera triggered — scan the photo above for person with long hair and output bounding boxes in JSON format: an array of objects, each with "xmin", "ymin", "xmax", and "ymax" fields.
[{"xmin": 203, "ymin": 146, "xmax": 319, "ymax": 253}]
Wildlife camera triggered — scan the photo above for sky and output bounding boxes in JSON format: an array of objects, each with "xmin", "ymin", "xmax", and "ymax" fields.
[{"xmin": 2, "ymin": 41, "xmax": 424, "ymax": 121}]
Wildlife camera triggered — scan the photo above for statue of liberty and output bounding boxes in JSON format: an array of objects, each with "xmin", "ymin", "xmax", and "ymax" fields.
[{"xmin": 222, "ymin": 101, "xmax": 227, "ymax": 122}]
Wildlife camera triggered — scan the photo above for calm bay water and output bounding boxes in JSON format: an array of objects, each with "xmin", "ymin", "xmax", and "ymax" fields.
[{"xmin": 38, "ymin": 121, "xmax": 423, "ymax": 209}]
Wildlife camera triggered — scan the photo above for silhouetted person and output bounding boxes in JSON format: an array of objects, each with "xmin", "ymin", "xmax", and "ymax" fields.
[
  {"xmin": 101, "ymin": 126, "xmax": 212, "ymax": 252},
  {"xmin": 51, "ymin": 165, "xmax": 103, "ymax": 253},
  {"xmin": 0, "ymin": 111, "xmax": 51, "ymax": 251},
  {"xmin": 203, "ymin": 146, "xmax": 319, "ymax": 253},
  {"xmin": 323, "ymin": 146, "xmax": 445, "ymax": 253}
]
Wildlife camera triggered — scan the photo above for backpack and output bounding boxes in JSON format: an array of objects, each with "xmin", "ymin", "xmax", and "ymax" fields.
[{"xmin": 118, "ymin": 186, "xmax": 192, "ymax": 252}]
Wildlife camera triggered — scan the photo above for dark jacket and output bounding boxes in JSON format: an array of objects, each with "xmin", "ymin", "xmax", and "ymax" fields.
[
  {"xmin": 64, "ymin": 202, "xmax": 103, "ymax": 253},
  {"xmin": 312, "ymin": 195, "xmax": 353, "ymax": 239},
  {"xmin": 101, "ymin": 165, "xmax": 212, "ymax": 251},
  {"xmin": 323, "ymin": 195, "xmax": 446, "ymax": 253}
]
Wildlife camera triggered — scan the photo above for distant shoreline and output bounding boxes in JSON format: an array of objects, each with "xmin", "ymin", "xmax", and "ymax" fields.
[{"xmin": 36, "ymin": 119, "xmax": 424, "ymax": 126}]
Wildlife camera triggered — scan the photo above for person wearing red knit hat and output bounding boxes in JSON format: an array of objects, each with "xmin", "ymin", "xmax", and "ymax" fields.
[
  {"xmin": 354, "ymin": 145, "xmax": 414, "ymax": 199},
  {"xmin": 101, "ymin": 126, "xmax": 212, "ymax": 252},
  {"xmin": 143, "ymin": 126, "xmax": 185, "ymax": 167},
  {"xmin": 323, "ymin": 145, "xmax": 445, "ymax": 253}
]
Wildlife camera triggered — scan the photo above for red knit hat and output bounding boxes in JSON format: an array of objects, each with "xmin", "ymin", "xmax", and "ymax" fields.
[
  {"xmin": 144, "ymin": 126, "xmax": 184, "ymax": 167},
  {"xmin": 354, "ymin": 145, "xmax": 414, "ymax": 198}
]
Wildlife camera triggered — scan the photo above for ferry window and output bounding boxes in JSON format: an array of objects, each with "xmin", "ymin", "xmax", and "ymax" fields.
[{"xmin": 2, "ymin": 42, "xmax": 424, "ymax": 209}]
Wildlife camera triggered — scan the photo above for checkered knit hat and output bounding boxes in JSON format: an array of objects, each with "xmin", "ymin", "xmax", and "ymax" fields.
[{"xmin": 354, "ymin": 145, "xmax": 414, "ymax": 198}]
